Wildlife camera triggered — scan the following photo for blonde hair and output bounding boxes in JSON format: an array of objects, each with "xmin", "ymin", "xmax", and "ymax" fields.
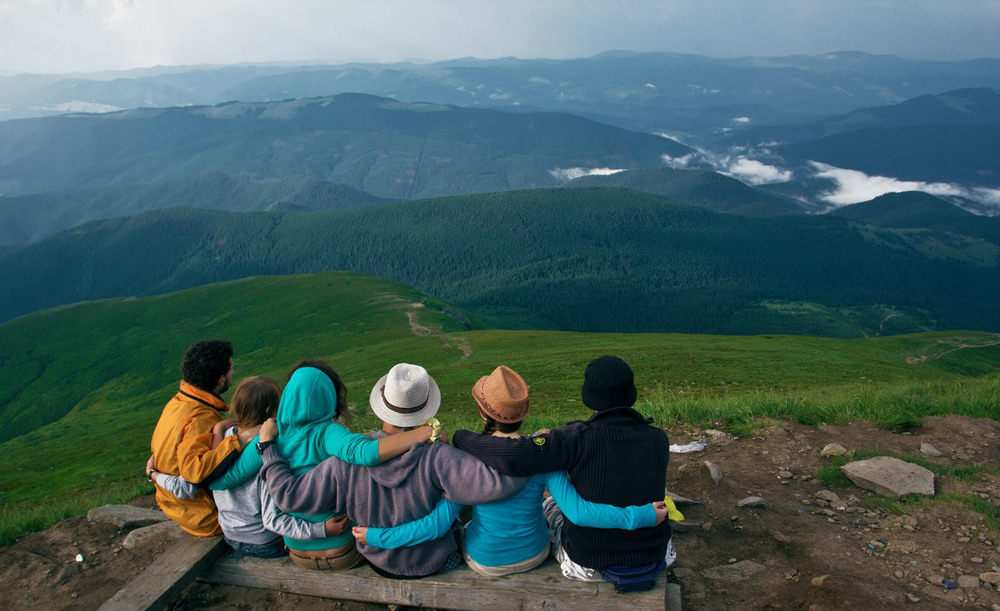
[{"xmin": 231, "ymin": 376, "xmax": 280, "ymax": 429}]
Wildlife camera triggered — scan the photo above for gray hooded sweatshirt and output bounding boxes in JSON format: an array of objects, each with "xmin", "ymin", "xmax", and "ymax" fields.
[{"xmin": 261, "ymin": 432, "xmax": 529, "ymax": 577}]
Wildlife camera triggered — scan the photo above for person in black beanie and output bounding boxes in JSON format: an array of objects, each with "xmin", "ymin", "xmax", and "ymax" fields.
[{"xmin": 451, "ymin": 355, "xmax": 672, "ymax": 587}]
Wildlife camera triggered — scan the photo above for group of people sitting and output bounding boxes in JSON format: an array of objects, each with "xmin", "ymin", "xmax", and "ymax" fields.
[{"xmin": 148, "ymin": 339, "xmax": 674, "ymax": 591}]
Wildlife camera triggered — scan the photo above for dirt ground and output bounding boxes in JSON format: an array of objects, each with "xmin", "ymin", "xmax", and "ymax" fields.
[{"xmin": 3, "ymin": 415, "xmax": 1000, "ymax": 610}]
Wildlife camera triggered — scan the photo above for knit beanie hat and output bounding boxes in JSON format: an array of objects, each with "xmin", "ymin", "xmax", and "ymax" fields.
[
  {"xmin": 581, "ymin": 355, "xmax": 637, "ymax": 411},
  {"xmin": 473, "ymin": 365, "xmax": 530, "ymax": 424}
]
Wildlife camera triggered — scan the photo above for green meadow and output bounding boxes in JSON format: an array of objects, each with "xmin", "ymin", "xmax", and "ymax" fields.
[{"xmin": 1, "ymin": 271, "xmax": 998, "ymax": 545}]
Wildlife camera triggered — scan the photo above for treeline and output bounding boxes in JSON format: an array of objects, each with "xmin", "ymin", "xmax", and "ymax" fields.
[{"xmin": 1, "ymin": 187, "xmax": 998, "ymax": 336}]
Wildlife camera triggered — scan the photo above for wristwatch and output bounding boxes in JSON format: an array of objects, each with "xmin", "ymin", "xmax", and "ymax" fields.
[{"xmin": 256, "ymin": 439, "xmax": 276, "ymax": 455}]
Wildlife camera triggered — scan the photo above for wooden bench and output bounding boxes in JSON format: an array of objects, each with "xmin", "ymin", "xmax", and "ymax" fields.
[
  {"xmin": 98, "ymin": 535, "xmax": 228, "ymax": 611},
  {"xmin": 201, "ymin": 552, "xmax": 682, "ymax": 610}
]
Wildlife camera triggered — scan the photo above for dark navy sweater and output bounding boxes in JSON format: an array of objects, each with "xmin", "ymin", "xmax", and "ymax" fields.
[{"xmin": 452, "ymin": 406, "xmax": 670, "ymax": 568}]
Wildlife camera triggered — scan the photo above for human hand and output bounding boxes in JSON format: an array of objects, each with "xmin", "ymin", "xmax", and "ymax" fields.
[
  {"xmin": 237, "ymin": 424, "xmax": 262, "ymax": 449},
  {"xmin": 652, "ymin": 501, "xmax": 668, "ymax": 526},
  {"xmin": 259, "ymin": 418, "xmax": 278, "ymax": 442},
  {"xmin": 145, "ymin": 454, "xmax": 156, "ymax": 480},
  {"xmin": 351, "ymin": 525, "xmax": 369, "ymax": 545},
  {"xmin": 437, "ymin": 428, "xmax": 449, "ymax": 445},
  {"xmin": 533, "ymin": 428, "xmax": 551, "ymax": 435},
  {"xmin": 324, "ymin": 514, "xmax": 350, "ymax": 536}
]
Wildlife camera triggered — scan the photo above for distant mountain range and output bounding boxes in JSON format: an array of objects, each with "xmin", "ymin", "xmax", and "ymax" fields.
[
  {"xmin": 0, "ymin": 93, "xmax": 689, "ymax": 201},
  {"xmin": 0, "ymin": 172, "xmax": 387, "ymax": 244},
  {"xmin": 2, "ymin": 187, "xmax": 997, "ymax": 336},
  {"xmin": 3, "ymin": 51, "xmax": 999, "ymax": 138}
]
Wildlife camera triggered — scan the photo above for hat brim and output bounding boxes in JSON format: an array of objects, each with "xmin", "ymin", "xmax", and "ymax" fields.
[{"xmin": 369, "ymin": 372, "xmax": 441, "ymax": 428}]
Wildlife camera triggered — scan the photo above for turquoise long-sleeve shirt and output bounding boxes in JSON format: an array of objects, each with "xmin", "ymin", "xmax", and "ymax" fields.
[{"xmin": 366, "ymin": 470, "xmax": 655, "ymax": 567}]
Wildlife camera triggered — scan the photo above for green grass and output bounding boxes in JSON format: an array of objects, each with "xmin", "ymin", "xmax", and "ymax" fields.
[{"xmin": 1, "ymin": 271, "xmax": 999, "ymax": 545}]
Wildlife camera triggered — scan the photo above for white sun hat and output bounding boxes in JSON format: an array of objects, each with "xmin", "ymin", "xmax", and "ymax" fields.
[{"xmin": 369, "ymin": 363, "xmax": 441, "ymax": 428}]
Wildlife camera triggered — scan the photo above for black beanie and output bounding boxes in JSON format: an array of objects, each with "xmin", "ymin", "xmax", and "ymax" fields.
[{"xmin": 581, "ymin": 355, "xmax": 637, "ymax": 411}]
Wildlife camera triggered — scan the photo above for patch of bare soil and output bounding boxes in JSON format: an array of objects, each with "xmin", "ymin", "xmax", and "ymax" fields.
[{"xmin": 2, "ymin": 416, "xmax": 999, "ymax": 610}]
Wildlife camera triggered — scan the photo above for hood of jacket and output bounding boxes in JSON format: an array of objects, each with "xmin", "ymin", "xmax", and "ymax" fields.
[
  {"xmin": 276, "ymin": 367, "xmax": 340, "ymax": 473},
  {"xmin": 363, "ymin": 430, "xmax": 428, "ymax": 488}
]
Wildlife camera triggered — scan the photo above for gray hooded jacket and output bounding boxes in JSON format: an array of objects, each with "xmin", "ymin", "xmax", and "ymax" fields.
[{"xmin": 261, "ymin": 432, "xmax": 529, "ymax": 577}]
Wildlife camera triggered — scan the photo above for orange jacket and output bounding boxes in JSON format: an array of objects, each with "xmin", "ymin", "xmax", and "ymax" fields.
[{"xmin": 150, "ymin": 381, "xmax": 241, "ymax": 536}]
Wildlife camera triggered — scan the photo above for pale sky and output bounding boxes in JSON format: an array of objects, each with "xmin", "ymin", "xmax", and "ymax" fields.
[{"xmin": 1, "ymin": 0, "xmax": 998, "ymax": 74}]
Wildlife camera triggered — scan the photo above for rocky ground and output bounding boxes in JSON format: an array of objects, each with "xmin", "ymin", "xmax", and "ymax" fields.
[{"xmin": 2, "ymin": 415, "xmax": 999, "ymax": 610}]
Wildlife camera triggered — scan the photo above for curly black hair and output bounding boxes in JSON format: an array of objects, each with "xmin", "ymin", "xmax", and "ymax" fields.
[{"xmin": 181, "ymin": 339, "xmax": 233, "ymax": 391}]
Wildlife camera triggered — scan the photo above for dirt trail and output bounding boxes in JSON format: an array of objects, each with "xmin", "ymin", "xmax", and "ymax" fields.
[
  {"xmin": 3, "ymin": 415, "xmax": 999, "ymax": 610},
  {"xmin": 906, "ymin": 334, "xmax": 1000, "ymax": 364}
]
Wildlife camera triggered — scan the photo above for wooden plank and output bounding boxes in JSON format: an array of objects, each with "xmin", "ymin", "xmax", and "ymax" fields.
[
  {"xmin": 201, "ymin": 554, "xmax": 668, "ymax": 610},
  {"xmin": 99, "ymin": 535, "xmax": 228, "ymax": 611}
]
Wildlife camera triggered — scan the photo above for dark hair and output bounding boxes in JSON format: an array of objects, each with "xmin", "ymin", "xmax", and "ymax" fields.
[
  {"xmin": 287, "ymin": 360, "xmax": 350, "ymax": 423},
  {"xmin": 181, "ymin": 339, "xmax": 233, "ymax": 391},
  {"xmin": 231, "ymin": 376, "xmax": 280, "ymax": 429},
  {"xmin": 482, "ymin": 413, "xmax": 523, "ymax": 435}
]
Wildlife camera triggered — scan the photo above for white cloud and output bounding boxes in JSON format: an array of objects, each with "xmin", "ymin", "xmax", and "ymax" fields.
[
  {"xmin": 723, "ymin": 158, "xmax": 792, "ymax": 185},
  {"xmin": 661, "ymin": 153, "xmax": 694, "ymax": 168},
  {"xmin": 645, "ymin": 82, "xmax": 656, "ymax": 89},
  {"xmin": 549, "ymin": 167, "xmax": 624, "ymax": 181},
  {"xmin": 811, "ymin": 161, "xmax": 970, "ymax": 205}
]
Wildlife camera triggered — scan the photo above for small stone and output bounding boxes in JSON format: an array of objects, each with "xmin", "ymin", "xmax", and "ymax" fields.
[
  {"xmin": 979, "ymin": 571, "xmax": 1000, "ymax": 585},
  {"xmin": 701, "ymin": 521, "xmax": 713, "ymax": 531},
  {"xmin": 816, "ymin": 499, "xmax": 830, "ymax": 508},
  {"xmin": 972, "ymin": 557, "xmax": 984, "ymax": 564},
  {"xmin": 730, "ymin": 515, "xmax": 739, "ymax": 521},
  {"xmin": 737, "ymin": 496, "xmax": 767, "ymax": 508},
  {"xmin": 71, "ymin": 594, "xmax": 78, "ymax": 599},
  {"xmin": 728, "ymin": 557, "xmax": 738, "ymax": 564},
  {"xmin": 777, "ymin": 471, "xmax": 794, "ymax": 480},
  {"xmin": 894, "ymin": 570, "xmax": 904, "ymax": 579},
  {"xmin": 868, "ymin": 540, "xmax": 885, "ymax": 550},
  {"xmin": 811, "ymin": 575, "xmax": 829, "ymax": 586},
  {"xmin": 815, "ymin": 490, "xmax": 841, "ymax": 503},
  {"xmin": 928, "ymin": 574, "xmax": 945, "ymax": 586},
  {"xmin": 822, "ymin": 509, "xmax": 836, "ymax": 517},
  {"xmin": 920, "ymin": 442, "xmax": 942, "ymax": 456},
  {"xmin": 907, "ymin": 594, "xmax": 921, "ymax": 603},
  {"xmin": 821, "ymin": 443, "xmax": 848, "ymax": 457},
  {"xmin": 957, "ymin": 575, "xmax": 981, "ymax": 589},
  {"xmin": 960, "ymin": 537, "xmax": 971, "ymax": 543}
]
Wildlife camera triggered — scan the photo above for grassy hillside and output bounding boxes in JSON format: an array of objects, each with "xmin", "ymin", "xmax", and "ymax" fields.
[
  {"xmin": 562, "ymin": 166, "xmax": 804, "ymax": 215},
  {"xmin": 1, "ymin": 271, "xmax": 998, "ymax": 544},
  {"xmin": 0, "ymin": 93, "xmax": 690, "ymax": 200},
  {"xmin": 1, "ymin": 187, "xmax": 999, "ymax": 336},
  {"xmin": 0, "ymin": 172, "xmax": 388, "ymax": 245}
]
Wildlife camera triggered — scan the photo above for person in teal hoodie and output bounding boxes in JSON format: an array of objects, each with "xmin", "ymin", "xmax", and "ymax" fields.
[
  {"xmin": 209, "ymin": 361, "xmax": 435, "ymax": 570},
  {"xmin": 351, "ymin": 365, "xmax": 668, "ymax": 577}
]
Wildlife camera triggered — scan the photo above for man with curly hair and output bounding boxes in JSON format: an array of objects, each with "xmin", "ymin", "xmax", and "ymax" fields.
[{"xmin": 150, "ymin": 339, "xmax": 257, "ymax": 536}]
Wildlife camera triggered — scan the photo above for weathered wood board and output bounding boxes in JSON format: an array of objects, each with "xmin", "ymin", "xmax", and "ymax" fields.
[
  {"xmin": 99, "ymin": 534, "xmax": 227, "ymax": 611},
  {"xmin": 201, "ymin": 554, "xmax": 672, "ymax": 610}
]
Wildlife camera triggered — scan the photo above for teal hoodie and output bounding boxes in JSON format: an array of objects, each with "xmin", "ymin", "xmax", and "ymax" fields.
[{"xmin": 212, "ymin": 366, "xmax": 381, "ymax": 550}]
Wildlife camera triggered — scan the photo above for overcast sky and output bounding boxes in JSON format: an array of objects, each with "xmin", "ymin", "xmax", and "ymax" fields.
[{"xmin": 1, "ymin": 0, "xmax": 998, "ymax": 74}]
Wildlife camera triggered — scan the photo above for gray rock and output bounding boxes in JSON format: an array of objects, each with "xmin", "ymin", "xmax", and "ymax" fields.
[
  {"xmin": 821, "ymin": 443, "xmax": 848, "ymax": 457},
  {"xmin": 840, "ymin": 456, "xmax": 935, "ymax": 498},
  {"xmin": 122, "ymin": 520, "xmax": 186, "ymax": 550},
  {"xmin": 700, "ymin": 560, "xmax": 767, "ymax": 582},
  {"xmin": 815, "ymin": 490, "xmax": 841, "ymax": 503},
  {"xmin": 737, "ymin": 496, "xmax": 767, "ymax": 508},
  {"xmin": 920, "ymin": 442, "xmax": 942, "ymax": 456},
  {"xmin": 676, "ymin": 460, "xmax": 724, "ymax": 487},
  {"xmin": 777, "ymin": 471, "xmax": 794, "ymax": 480},
  {"xmin": 980, "ymin": 571, "xmax": 1000, "ymax": 585},
  {"xmin": 957, "ymin": 575, "xmax": 981, "ymax": 589},
  {"xmin": 87, "ymin": 505, "xmax": 169, "ymax": 530},
  {"xmin": 666, "ymin": 491, "xmax": 702, "ymax": 506}
]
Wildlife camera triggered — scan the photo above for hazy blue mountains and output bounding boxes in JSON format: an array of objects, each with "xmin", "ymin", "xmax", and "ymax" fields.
[
  {"xmin": 4, "ymin": 52, "xmax": 999, "ymax": 140},
  {"xmin": 0, "ymin": 93, "xmax": 690, "ymax": 201},
  {"xmin": 0, "ymin": 172, "xmax": 386, "ymax": 244},
  {"xmin": 1, "ymin": 187, "xmax": 997, "ymax": 336}
]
